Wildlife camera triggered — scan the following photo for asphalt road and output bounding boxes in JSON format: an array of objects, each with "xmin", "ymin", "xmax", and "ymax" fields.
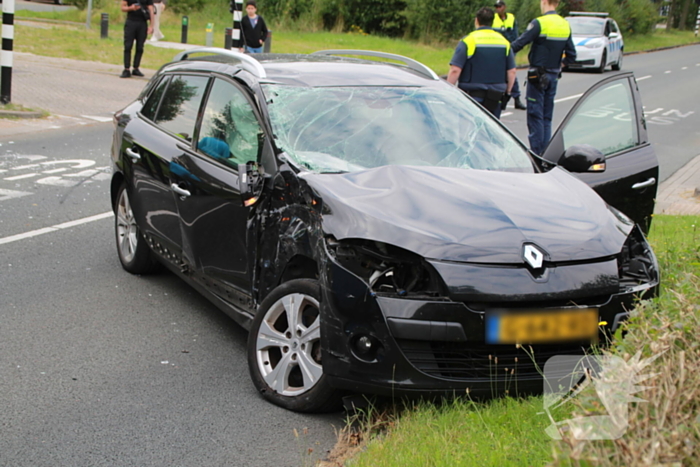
[
  {"xmin": 503, "ymin": 44, "xmax": 700, "ymax": 182},
  {"xmin": 0, "ymin": 125, "xmax": 342, "ymax": 467},
  {"xmin": 0, "ymin": 45, "xmax": 698, "ymax": 466}
]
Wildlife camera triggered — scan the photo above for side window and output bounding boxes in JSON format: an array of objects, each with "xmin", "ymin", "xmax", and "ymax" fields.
[
  {"xmin": 562, "ymin": 80, "xmax": 638, "ymax": 157},
  {"xmin": 610, "ymin": 21, "xmax": 619, "ymax": 33},
  {"xmin": 604, "ymin": 21, "xmax": 611, "ymax": 36},
  {"xmin": 154, "ymin": 74, "xmax": 209, "ymax": 143},
  {"xmin": 197, "ymin": 78, "xmax": 264, "ymax": 168},
  {"xmin": 141, "ymin": 75, "xmax": 170, "ymax": 121}
]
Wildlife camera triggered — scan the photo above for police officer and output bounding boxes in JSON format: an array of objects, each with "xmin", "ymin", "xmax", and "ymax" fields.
[
  {"xmin": 493, "ymin": 0, "xmax": 526, "ymax": 110},
  {"xmin": 511, "ymin": 0, "xmax": 576, "ymax": 154},
  {"xmin": 447, "ymin": 7, "xmax": 516, "ymax": 119}
]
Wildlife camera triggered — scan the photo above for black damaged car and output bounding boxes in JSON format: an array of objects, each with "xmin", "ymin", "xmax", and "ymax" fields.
[{"xmin": 111, "ymin": 48, "xmax": 659, "ymax": 412}]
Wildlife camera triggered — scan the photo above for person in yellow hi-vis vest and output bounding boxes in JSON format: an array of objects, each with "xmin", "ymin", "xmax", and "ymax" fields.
[
  {"xmin": 446, "ymin": 7, "xmax": 516, "ymax": 119},
  {"xmin": 511, "ymin": 0, "xmax": 576, "ymax": 154},
  {"xmin": 493, "ymin": 0, "xmax": 526, "ymax": 110}
]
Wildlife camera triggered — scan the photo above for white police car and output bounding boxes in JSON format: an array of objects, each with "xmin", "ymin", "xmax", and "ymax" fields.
[{"xmin": 565, "ymin": 12, "xmax": 623, "ymax": 73}]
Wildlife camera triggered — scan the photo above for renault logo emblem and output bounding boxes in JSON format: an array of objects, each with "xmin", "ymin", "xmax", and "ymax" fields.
[{"xmin": 523, "ymin": 244, "xmax": 544, "ymax": 269}]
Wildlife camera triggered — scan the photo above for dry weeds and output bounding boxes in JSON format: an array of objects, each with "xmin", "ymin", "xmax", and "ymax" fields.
[{"xmin": 551, "ymin": 274, "xmax": 700, "ymax": 466}]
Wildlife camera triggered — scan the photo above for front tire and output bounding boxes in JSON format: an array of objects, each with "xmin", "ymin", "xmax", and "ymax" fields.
[
  {"xmin": 612, "ymin": 51, "xmax": 623, "ymax": 71},
  {"xmin": 597, "ymin": 51, "xmax": 607, "ymax": 74},
  {"xmin": 115, "ymin": 183, "xmax": 160, "ymax": 274},
  {"xmin": 247, "ymin": 279, "xmax": 342, "ymax": 413}
]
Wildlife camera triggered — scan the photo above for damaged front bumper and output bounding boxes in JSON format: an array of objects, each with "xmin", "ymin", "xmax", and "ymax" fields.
[{"xmin": 319, "ymin": 241, "xmax": 658, "ymax": 398}]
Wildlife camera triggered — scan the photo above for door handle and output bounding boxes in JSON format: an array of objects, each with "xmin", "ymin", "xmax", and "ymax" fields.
[
  {"xmin": 632, "ymin": 178, "xmax": 656, "ymax": 190},
  {"xmin": 125, "ymin": 147, "xmax": 141, "ymax": 163},
  {"xmin": 170, "ymin": 183, "xmax": 191, "ymax": 198}
]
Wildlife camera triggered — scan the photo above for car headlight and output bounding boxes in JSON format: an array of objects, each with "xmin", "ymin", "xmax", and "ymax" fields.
[
  {"xmin": 617, "ymin": 226, "xmax": 659, "ymax": 292},
  {"xmin": 584, "ymin": 39, "xmax": 605, "ymax": 49},
  {"xmin": 326, "ymin": 237, "xmax": 446, "ymax": 298}
]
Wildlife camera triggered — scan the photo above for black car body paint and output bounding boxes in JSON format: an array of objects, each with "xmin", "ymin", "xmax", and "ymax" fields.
[{"xmin": 111, "ymin": 51, "xmax": 659, "ymax": 407}]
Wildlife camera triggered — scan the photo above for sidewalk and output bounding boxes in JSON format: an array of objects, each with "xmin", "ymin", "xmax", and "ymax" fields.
[{"xmin": 1, "ymin": 49, "xmax": 699, "ymax": 216}]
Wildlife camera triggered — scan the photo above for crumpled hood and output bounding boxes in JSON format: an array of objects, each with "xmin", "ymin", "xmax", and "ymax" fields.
[{"xmin": 301, "ymin": 165, "xmax": 632, "ymax": 264}]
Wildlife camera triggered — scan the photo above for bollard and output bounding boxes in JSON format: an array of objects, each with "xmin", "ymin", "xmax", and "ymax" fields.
[
  {"xmin": 100, "ymin": 13, "xmax": 109, "ymax": 39},
  {"xmin": 1, "ymin": 0, "xmax": 15, "ymax": 104},
  {"xmin": 263, "ymin": 30, "xmax": 272, "ymax": 53},
  {"xmin": 181, "ymin": 16, "xmax": 188, "ymax": 44},
  {"xmin": 224, "ymin": 27, "xmax": 233, "ymax": 50},
  {"xmin": 206, "ymin": 22, "xmax": 213, "ymax": 47}
]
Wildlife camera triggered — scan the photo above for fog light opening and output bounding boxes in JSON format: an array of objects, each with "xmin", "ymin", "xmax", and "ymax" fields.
[{"xmin": 350, "ymin": 334, "xmax": 382, "ymax": 362}]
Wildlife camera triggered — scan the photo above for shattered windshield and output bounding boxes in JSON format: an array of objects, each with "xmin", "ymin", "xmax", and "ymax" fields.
[{"xmin": 261, "ymin": 85, "xmax": 534, "ymax": 174}]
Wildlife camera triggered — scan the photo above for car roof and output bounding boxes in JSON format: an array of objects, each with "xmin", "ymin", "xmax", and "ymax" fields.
[{"xmin": 159, "ymin": 50, "xmax": 440, "ymax": 88}]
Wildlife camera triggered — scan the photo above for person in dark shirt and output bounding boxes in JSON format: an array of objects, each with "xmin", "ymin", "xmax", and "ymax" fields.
[
  {"xmin": 447, "ymin": 7, "xmax": 516, "ymax": 119},
  {"xmin": 120, "ymin": 0, "xmax": 154, "ymax": 78},
  {"xmin": 239, "ymin": 1, "xmax": 268, "ymax": 53}
]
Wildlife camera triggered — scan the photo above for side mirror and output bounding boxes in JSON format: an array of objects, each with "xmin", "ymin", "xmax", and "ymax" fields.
[
  {"xmin": 558, "ymin": 144, "xmax": 606, "ymax": 173},
  {"xmin": 609, "ymin": 32, "xmax": 619, "ymax": 39},
  {"xmin": 238, "ymin": 161, "xmax": 262, "ymax": 207}
]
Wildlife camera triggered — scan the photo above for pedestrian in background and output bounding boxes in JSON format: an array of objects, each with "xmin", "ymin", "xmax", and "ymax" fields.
[
  {"xmin": 239, "ymin": 1, "xmax": 268, "ymax": 53},
  {"xmin": 511, "ymin": 0, "xmax": 576, "ymax": 154},
  {"xmin": 447, "ymin": 7, "xmax": 516, "ymax": 119},
  {"xmin": 120, "ymin": 0, "xmax": 154, "ymax": 78},
  {"xmin": 150, "ymin": 0, "xmax": 166, "ymax": 42},
  {"xmin": 493, "ymin": 0, "xmax": 526, "ymax": 110}
]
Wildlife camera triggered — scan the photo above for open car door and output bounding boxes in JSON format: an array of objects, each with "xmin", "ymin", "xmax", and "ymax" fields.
[{"xmin": 541, "ymin": 72, "xmax": 658, "ymax": 232}]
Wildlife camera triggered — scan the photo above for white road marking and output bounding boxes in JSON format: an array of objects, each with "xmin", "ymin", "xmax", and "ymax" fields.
[
  {"xmin": 4, "ymin": 173, "xmax": 37, "ymax": 181},
  {"xmin": 81, "ymin": 115, "xmax": 113, "ymax": 123},
  {"xmin": 42, "ymin": 168, "xmax": 67, "ymax": 174},
  {"xmin": 664, "ymin": 70, "xmax": 671, "ymax": 74},
  {"xmin": 501, "ymin": 111, "xmax": 513, "ymax": 116},
  {"xmin": 554, "ymin": 93, "xmax": 583, "ymax": 103},
  {"xmin": 0, "ymin": 211, "xmax": 114, "ymax": 246},
  {"xmin": 14, "ymin": 164, "xmax": 40, "ymax": 170},
  {"xmin": 36, "ymin": 176, "xmax": 79, "ymax": 187},
  {"xmin": 636, "ymin": 75, "xmax": 652, "ymax": 81},
  {"xmin": 682, "ymin": 67, "xmax": 687, "ymax": 70},
  {"xmin": 0, "ymin": 188, "xmax": 33, "ymax": 202}
]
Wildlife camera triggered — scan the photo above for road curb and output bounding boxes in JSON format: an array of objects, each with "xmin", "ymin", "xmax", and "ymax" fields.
[{"xmin": 0, "ymin": 109, "xmax": 45, "ymax": 119}]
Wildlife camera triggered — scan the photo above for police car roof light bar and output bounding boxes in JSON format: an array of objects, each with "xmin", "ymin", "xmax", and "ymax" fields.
[
  {"xmin": 311, "ymin": 50, "xmax": 439, "ymax": 81},
  {"xmin": 569, "ymin": 11, "xmax": 609, "ymax": 17},
  {"xmin": 173, "ymin": 47, "xmax": 267, "ymax": 79}
]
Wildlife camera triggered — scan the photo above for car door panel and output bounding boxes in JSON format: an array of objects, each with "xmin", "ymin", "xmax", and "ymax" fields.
[
  {"xmin": 170, "ymin": 153, "xmax": 253, "ymax": 308},
  {"xmin": 121, "ymin": 113, "xmax": 184, "ymax": 257},
  {"xmin": 542, "ymin": 72, "xmax": 658, "ymax": 231},
  {"xmin": 171, "ymin": 77, "xmax": 268, "ymax": 308},
  {"xmin": 122, "ymin": 72, "xmax": 211, "ymax": 265}
]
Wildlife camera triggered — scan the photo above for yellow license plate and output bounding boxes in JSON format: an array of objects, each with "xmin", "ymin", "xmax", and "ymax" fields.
[{"xmin": 485, "ymin": 308, "xmax": 599, "ymax": 344}]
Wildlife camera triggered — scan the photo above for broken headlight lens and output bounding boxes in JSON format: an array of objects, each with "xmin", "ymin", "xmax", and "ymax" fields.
[
  {"xmin": 326, "ymin": 238, "xmax": 446, "ymax": 298},
  {"xmin": 617, "ymin": 226, "xmax": 659, "ymax": 291}
]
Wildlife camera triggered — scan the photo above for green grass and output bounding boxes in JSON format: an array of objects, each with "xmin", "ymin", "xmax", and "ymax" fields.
[
  {"xmin": 348, "ymin": 397, "xmax": 564, "ymax": 467},
  {"xmin": 340, "ymin": 215, "xmax": 700, "ymax": 467},
  {"xmin": 15, "ymin": 5, "xmax": 700, "ymax": 75}
]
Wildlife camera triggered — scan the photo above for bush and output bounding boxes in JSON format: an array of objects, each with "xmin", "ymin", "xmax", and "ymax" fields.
[
  {"xmin": 65, "ymin": 0, "xmax": 106, "ymax": 11},
  {"xmin": 169, "ymin": 0, "xmax": 207, "ymax": 15}
]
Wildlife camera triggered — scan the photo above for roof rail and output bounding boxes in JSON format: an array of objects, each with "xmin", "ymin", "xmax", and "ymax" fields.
[
  {"xmin": 568, "ymin": 11, "xmax": 609, "ymax": 17},
  {"xmin": 311, "ymin": 49, "xmax": 439, "ymax": 80},
  {"xmin": 173, "ymin": 47, "xmax": 267, "ymax": 79}
]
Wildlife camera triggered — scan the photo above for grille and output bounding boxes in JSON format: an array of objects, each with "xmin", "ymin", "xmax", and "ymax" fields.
[{"xmin": 397, "ymin": 339, "xmax": 587, "ymax": 381}]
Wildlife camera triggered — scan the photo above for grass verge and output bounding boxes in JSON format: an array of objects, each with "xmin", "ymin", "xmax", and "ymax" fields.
[{"xmin": 326, "ymin": 215, "xmax": 700, "ymax": 467}]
